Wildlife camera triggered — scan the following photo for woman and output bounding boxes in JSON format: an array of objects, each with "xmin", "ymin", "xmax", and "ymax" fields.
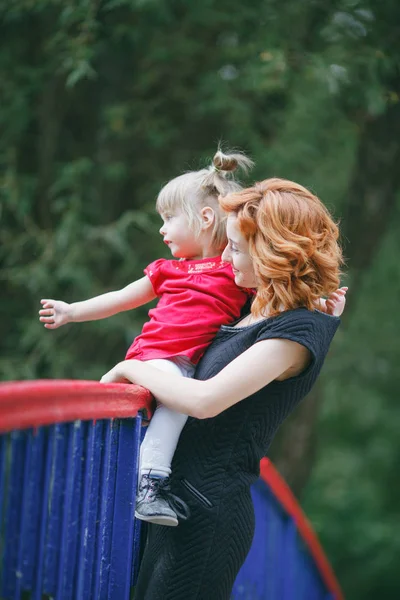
[{"xmin": 101, "ymin": 177, "xmax": 344, "ymax": 599}]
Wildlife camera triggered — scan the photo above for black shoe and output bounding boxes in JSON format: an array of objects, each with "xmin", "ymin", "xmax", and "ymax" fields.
[{"xmin": 135, "ymin": 474, "xmax": 190, "ymax": 527}]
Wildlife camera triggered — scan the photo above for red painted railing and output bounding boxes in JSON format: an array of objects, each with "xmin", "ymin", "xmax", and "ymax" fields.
[
  {"xmin": 0, "ymin": 380, "xmax": 344, "ymax": 600},
  {"xmin": 0, "ymin": 380, "xmax": 153, "ymax": 433}
]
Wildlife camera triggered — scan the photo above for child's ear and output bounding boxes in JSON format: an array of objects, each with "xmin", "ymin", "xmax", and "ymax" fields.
[{"xmin": 200, "ymin": 207, "xmax": 215, "ymax": 230}]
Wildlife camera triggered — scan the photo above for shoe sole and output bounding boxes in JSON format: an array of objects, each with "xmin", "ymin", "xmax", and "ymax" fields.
[{"xmin": 134, "ymin": 511, "xmax": 178, "ymax": 526}]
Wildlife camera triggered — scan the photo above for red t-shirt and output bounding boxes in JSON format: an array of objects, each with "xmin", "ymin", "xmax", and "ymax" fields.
[{"xmin": 125, "ymin": 256, "xmax": 252, "ymax": 364}]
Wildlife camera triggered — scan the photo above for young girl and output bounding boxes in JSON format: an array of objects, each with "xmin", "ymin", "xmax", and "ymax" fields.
[
  {"xmin": 39, "ymin": 150, "xmax": 346, "ymax": 527},
  {"xmin": 39, "ymin": 150, "xmax": 255, "ymax": 526}
]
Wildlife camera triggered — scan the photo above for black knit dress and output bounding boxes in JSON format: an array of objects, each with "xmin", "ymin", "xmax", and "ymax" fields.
[{"xmin": 134, "ymin": 308, "xmax": 340, "ymax": 600}]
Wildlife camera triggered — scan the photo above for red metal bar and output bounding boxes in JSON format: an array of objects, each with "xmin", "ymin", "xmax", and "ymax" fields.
[
  {"xmin": 0, "ymin": 380, "xmax": 153, "ymax": 433},
  {"xmin": 260, "ymin": 458, "xmax": 344, "ymax": 600},
  {"xmin": 0, "ymin": 380, "xmax": 343, "ymax": 599}
]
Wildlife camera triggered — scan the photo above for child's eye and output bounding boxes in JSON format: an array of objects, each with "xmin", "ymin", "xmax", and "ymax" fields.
[{"xmin": 229, "ymin": 241, "xmax": 239, "ymax": 253}]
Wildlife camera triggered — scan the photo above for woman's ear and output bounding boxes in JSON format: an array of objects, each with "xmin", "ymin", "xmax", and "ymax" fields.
[{"xmin": 200, "ymin": 206, "xmax": 215, "ymax": 230}]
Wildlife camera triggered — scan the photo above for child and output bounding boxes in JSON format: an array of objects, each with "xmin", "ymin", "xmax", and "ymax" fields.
[
  {"xmin": 39, "ymin": 150, "xmax": 255, "ymax": 526},
  {"xmin": 39, "ymin": 150, "xmax": 347, "ymax": 526}
]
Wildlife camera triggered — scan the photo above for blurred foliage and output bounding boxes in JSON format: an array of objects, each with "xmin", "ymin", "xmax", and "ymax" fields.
[{"xmin": 1, "ymin": 0, "xmax": 399, "ymax": 597}]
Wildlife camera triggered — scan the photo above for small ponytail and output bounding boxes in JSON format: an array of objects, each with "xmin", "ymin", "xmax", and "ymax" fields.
[
  {"xmin": 156, "ymin": 147, "xmax": 254, "ymax": 252},
  {"xmin": 201, "ymin": 150, "xmax": 254, "ymax": 195},
  {"xmin": 212, "ymin": 149, "xmax": 254, "ymax": 174}
]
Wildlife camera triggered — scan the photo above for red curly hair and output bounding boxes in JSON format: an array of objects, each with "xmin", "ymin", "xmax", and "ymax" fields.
[{"xmin": 220, "ymin": 178, "xmax": 343, "ymax": 317}]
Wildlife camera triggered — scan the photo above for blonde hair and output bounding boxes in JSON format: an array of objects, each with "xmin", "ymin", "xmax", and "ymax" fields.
[
  {"xmin": 156, "ymin": 150, "xmax": 254, "ymax": 252},
  {"xmin": 220, "ymin": 178, "xmax": 343, "ymax": 316}
]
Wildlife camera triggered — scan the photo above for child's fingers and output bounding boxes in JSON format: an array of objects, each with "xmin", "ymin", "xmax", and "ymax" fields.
[
  {"xmin": 39, "ymin": 309, "xmax": 54, "ymax": 316},
  {"xmin": 44, "ymin": 323, "xmax": 58, "ymax": 329},
  {"xmin": 40, "ymin": 316, "xmax": 55, "ymax": 323},
  {"xmin": 329, "ymin": 293, "xmax": 341, "ymax": 302},
  {"xmin": 327, "ymin": 297, "xmax": 343, "ymax": 307}
]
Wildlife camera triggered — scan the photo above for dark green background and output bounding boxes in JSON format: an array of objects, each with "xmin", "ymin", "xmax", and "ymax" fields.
[{"xmin": 1, "ymin": 1, "xmax": 400, "ymax": 597}]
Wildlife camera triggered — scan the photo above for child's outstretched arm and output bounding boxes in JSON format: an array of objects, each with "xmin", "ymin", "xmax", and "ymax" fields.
[
  {"xmin": 318, "ymin": 286, "xmax": 348, "ymax": 317},
  {"xmin": 39, "ymin": 276, "xmax": 156, "ymax": 330}
]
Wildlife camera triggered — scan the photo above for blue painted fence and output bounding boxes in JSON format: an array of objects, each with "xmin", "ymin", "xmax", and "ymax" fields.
[
  {"xmin": 0, "ymin": 416, "xmax": 341, "ymax": 599},
  {"xmin": 233, "ymin": 480, "xmax": 336, "ymax": 600}
]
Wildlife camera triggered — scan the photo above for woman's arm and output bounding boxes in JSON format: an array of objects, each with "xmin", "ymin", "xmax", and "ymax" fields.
[
  {"xmin": 39, "ymin": 276, "xmax": 156, "ymax": 329},
  {"xmin": 100, "ymin": 338, "xmax": 310, "ymax": 419}
]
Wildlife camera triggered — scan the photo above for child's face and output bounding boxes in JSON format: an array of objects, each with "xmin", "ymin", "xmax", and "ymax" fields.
[
  {"xmin": 222, "ymin": 216, "xmax": 257, "ymax": 288},
  {"xmin": 159, "ymin": 210, "xmax": 203, "ymax": 259}
]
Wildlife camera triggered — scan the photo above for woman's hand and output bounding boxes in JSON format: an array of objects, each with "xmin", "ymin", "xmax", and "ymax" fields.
[
  {"xmin": 39, "ymin": 299, "xmax": 72, "ymax": 329},
  {"xmin": 100, "ymin": 362, "xmax": 132, "ymax": 384}
]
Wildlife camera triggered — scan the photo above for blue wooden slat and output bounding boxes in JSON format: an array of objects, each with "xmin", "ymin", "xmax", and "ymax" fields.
[
  {"xmin": 0, "ymin": 435, "xmax": 6, "ymax": 532},
  {"xmin": 304, "ymin": 563, "xmax": 321, "ymax": 600},
  {"xmin": 270, "ymin": 493, "xmax": 287, "ymax": 598},
  {"xmin": 232, "ymin": 481, "xmax": 279, "ymax": 599},
  {"xmin": 108, "ymin": 417, "xmax": 142, "ymax": 600},
  {"xmin": 1, "ymin": 430, "xmax": 27, "ymax": 599},
  {"xmin": 0, "ymin": 434, "xmax": 8, "ymax": 580},
  {"xmin": 252, "ymin": 483, "xmax": 270, "ymax": 600},
  {"xmin": 311, "ymin": 562, "xmax": 327, "ymax": 600},
  {"xmin": 257, "ymin": 486, "xmax": 285, "ymax": 599},
  {"xmin": 14, "ymin": 428, "xmax": 35, "ymax": 599},
  {"xmin": 32, "ymin": 427, "xmax": 53, "ymax": 600},
  {"xmin": 75, "ymin": 420, "xmax": 104, "ymax": 598},
  {"xmin": 297, "ymin": 541, "xmax": 324, "ymax": 600},
  {"xmin": 232, "ymin": 483, "xmax": 259, "ymax": 599},
  {"xmin": 294, "ymin": 536, "xmax": 310, "ymax": 600},
  {"xmin": 263, "ymin": 489, "xmax": 280, "ymax": 599},
  {"xmin": 311, "ymin": 553, "xmax": 328, "ymax": 600},
  {"xmin": 43, "ymin": 423, "xmax": 68, "ymax": 595},
  {"xmin": 281, "ymin": 518, "xmax": 298, "ymax": 600},
  {"xmin": 271, "ymin": 496, "xmax": 287, "ymax": 599},
  {"xmin": 19, "ymin": 428, "xmax": 46, "ymax": 592},
  {"xmin": 56, "ymin": 420, "xmax": 85, "ymax": 600},
  {"xmin": 92, "ymin": 419, "xmax": 120, "ymax": 600},
  {"xmin": 131, "ymin": 418, "xmax": 146, "ymax": 588}
]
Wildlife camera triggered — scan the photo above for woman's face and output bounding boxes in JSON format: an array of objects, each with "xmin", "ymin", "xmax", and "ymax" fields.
[{"xmin": 222, "ymin": 215, "xmax": 257, "ymax": 288}]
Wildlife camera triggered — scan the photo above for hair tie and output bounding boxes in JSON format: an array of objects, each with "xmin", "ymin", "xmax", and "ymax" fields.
[{"xmin": 212, "ymin": 164, "xmax": 221, "ymax": 173}]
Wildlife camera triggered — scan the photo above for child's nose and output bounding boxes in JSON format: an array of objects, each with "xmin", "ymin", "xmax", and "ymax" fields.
[
  {"xmin": 221, "ymin": 244, "xmax": 230, "ymax": 263},
  {"xmin": 159, "ymin": 224, "xmax": 166, "ymax": 235}
]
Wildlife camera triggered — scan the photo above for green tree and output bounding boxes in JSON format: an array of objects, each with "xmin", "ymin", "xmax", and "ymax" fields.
[{"xmin": 1, "ymin": 1, "xmax": 400, "ymax": 597}]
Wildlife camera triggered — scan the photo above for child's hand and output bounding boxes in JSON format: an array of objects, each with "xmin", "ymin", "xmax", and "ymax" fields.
[
  {"xmin": 39, "ymin": 299, "xmax": 71, "ymax": 329},
  {"xmin": 325, "ymin": 287, "xmax": 348, "ymax": 317}
]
